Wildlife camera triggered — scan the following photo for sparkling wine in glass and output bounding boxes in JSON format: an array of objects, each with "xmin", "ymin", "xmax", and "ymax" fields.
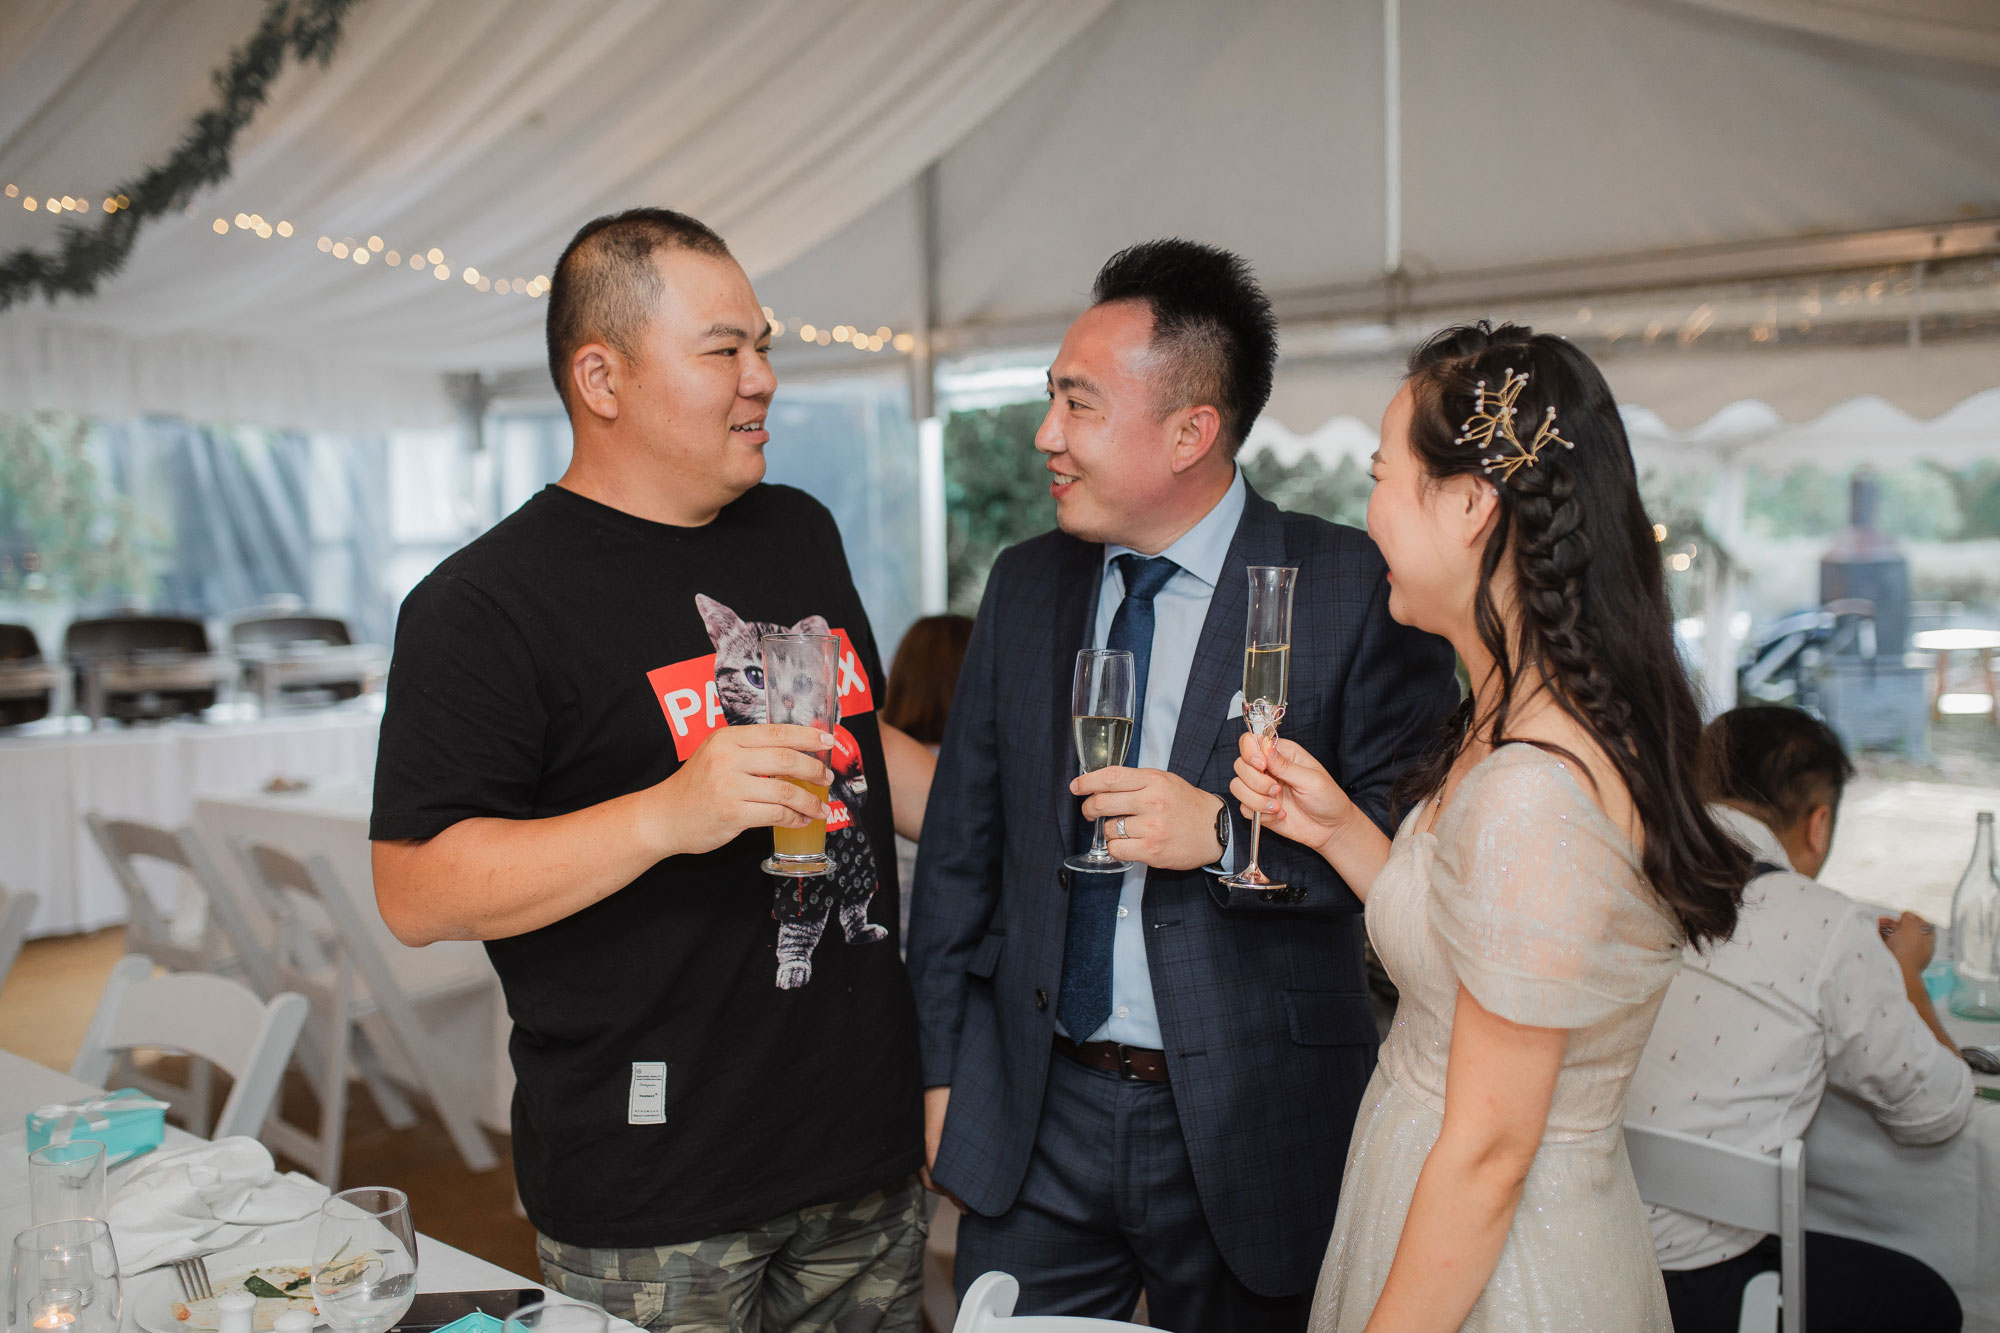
[
  {"xmin": 311, "ymin": 1188, "xmax": 417, "ymax": 1333},
  {"xmin": 1063, "ymin": 648, "xmax": 1136, "ymax": 874},
  {"xmin": 1221, "ymin": 566, "xmax": 1298, "ymax": 893}
]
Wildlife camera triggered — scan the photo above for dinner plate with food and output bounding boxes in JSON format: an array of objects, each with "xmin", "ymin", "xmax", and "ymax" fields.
[{"xmin": 131, "ymin": 1244, "xmax": 319, "ymax": 1333}]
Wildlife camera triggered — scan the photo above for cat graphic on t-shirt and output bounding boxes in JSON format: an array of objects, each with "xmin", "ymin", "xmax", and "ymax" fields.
[{"xmin": 695, "ymin": 593, "xmax": 887, "ymax": 989}]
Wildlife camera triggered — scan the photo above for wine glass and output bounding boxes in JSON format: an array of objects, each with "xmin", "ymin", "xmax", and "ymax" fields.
[
  {"xmin": 8, "ymin": 1219, "xmax": 121, "ymax": 1333},
  {"xmin": 311, "ymin": 1188, "xmax": 417, "ymax": 1333},
  {"xmin": 1220, "ymin": 566, "xmax": 1298, "ymax": 893},
  {"xmin": 1063, "ymin": 648, "xmax": 1136, "ymax": 874}
]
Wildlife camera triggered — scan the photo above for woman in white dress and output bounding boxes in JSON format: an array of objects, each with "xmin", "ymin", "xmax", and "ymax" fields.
[{"xmin": 1231, "ymin": 323, "xmax": 1751, "ymax": 1331}]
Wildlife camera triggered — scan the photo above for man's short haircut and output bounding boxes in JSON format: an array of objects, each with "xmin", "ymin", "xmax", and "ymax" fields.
[
  {"xmin": 1700, "ymin": 705, "xmax": 1856, "ymax": 832},
  {"xmin": 1090, "ymin": 239, "xmax": 1278, "ymax": 459},
  {"xmin": 545, "ymin": 207, "xmax": 732, "ymax": 408}
]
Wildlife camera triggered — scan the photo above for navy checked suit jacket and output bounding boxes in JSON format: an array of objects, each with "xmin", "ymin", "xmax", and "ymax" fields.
[{"xmin": 906, "ymin": 483, "xmax": 1460, "ymax": 1298}]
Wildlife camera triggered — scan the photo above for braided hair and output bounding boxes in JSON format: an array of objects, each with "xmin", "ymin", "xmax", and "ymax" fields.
[{"xmin": 1395, "ymin": 323, "xmax": 1747, "ymax": 947}]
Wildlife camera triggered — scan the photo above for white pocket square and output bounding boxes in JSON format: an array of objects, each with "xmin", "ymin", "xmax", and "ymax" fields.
[{"xmin": 1226, "ymin": 689, "xmax": 1245, "ymax": 719}]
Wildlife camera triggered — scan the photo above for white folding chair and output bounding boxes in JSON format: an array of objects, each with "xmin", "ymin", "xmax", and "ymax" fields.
[
  {"xmin": 0, "ymin": 881, "xmax": 39, "ymax": 995},
  {"xmin": 85, "ymin": 815, "xmax": 275, "ymax": 1133},
  {"xmin": 86, "ymin": 815, "xmax": 266, "ymax": 977},
  {"xmin": 71, "ymin": 954, "xmax": 308, "ymax": 1141},
  {"xmin": 237, "ymin": 840, "xmax": 498, "ymax": 1186},
  {"xmin": 951, "ymin": 1273, "xmax": 1152, "ymax": 1333},
  {"xmin": 1625, "ymin": 1122, "xmax": 1805, "ymax": 1333}
]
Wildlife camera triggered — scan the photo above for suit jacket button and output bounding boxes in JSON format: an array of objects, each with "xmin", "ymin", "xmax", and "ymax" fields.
[
  {"xmin": 1058, "ymin": 868, "xmax": 1071, "ymax": 892},
  {"xmin": 1035, "ymin": 988, "xmax": 1048, "ymax": 1011}
]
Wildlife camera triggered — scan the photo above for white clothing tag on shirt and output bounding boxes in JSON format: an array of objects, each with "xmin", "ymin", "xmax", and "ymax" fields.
[
  {"xmin": 628, "ymin": 1062, "xmax": 667, "ymax": 1124},
  {"xmin": 1226, "ymin": 689, "xmax": 1245, "ymax": 719}
]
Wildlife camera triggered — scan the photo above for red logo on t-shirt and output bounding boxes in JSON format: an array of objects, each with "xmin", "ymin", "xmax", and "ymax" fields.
[{"xmin": 647, "ymin": 626, "xmax": 874, "ymax": 762}]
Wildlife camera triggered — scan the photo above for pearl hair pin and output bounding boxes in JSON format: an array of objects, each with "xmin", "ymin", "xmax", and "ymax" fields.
[{"xmin": 1452, "ymin": 367, "xmax": 1574, "ymax": 481}]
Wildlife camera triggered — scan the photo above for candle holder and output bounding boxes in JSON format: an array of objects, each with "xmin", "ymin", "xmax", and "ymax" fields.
[{"xmin": 8, "ymin": 1222, "xmax": 119, "ymax": 1333}]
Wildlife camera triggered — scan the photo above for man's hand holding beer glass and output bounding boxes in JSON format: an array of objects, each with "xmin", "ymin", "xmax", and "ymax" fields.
[{"xmin": 652, "ymin": 722, "xmax": 837, "ymax": 857}]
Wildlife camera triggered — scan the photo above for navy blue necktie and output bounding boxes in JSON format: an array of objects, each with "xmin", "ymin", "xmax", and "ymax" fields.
[{"xmin": 1058, "ymin": 553, "xmax": 1180, "ymax": 1042}]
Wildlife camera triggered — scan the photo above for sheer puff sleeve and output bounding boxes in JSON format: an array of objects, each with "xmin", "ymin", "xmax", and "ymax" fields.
[{"xmin": 1427, "ymin": 745, "xmax": 1684, "ymax": 1030}]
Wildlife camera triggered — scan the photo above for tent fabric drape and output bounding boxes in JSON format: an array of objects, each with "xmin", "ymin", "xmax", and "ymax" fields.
[
  {"xmin": 1, "ymin": 0, "xmax": 1996, "ymax": 431},
  {"xmin": 0, "ymin": 0, "xmax": 1114, "ymax": 429}
]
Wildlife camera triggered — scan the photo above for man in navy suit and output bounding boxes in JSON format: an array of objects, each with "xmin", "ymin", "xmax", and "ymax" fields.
[{"xmin": 906, "ymin": 240, "xmax": 1459, "ymax": 1328}]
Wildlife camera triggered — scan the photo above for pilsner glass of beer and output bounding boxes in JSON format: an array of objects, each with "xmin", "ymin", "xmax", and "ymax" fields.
[{"xmin": 759, "ymin": 631, "xmax": 841, "ymax": 877}]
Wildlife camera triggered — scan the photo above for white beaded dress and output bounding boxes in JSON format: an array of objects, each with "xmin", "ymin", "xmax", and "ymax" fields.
[{"xmin": 1310, "ymin": 744, "xmax": 1684, "ymax": 1331}]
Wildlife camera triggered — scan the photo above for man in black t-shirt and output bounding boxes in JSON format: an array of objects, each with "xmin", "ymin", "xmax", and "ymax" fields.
[{"xmin": 371, "ymin": 208, "xmax": 932, "ymax": 1332}]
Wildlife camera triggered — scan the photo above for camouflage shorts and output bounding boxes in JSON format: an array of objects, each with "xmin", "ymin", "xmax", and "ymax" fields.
[{"xmin": 536, "ymin": 1173, "xmax": 927, "ymax": 1333}]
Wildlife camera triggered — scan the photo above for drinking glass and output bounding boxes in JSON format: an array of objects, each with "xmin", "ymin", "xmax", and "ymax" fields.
[
  {"xmin": 8, "ymin": 1219, "xmax": 121, "ymax": 1333},
  {"xmin": 28, "ymin": 1143, "xmax": 107, "ymax": 1225},
  {"xmin": 311, "ymin": 1188, "xmax": 417, "ymax": 1333},
  {"xmin": 1220, "ymin": 566, "xmax": 1298, "ymax": 893},
  {"xmin": 503, "ymin": 1302, "xmax": 612, "ymax": 1333},
  {"xmin": 759, "ymin": 631, "xmax": 843, "ymax": 878},
  {"xmin": 1063, "ymin": 648, "xmax": 1137, "ymax": 874}
]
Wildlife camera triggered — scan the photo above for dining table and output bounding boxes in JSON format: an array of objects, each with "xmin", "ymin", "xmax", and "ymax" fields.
[
  {"xmin": 0, "ymin": 1049, "xmax": 620, "ymax": 1333},
  {"xmin": 1802, "ymin": 1010, "xmax": 2000, "ymax": 1331}
]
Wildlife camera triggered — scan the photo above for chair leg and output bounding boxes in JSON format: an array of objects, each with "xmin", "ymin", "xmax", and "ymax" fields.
[
  {"xmin": 351, "ymin": 1030, "xmax": 420, "ymax": 1130},
  {"xmin": 376, "ymin": 1002, "xmax": 497, "ymax": 1173}
]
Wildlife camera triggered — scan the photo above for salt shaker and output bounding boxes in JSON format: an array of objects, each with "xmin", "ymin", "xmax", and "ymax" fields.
[{"xmin": 217, "ymin": 1292, "xmax": 257, "ymax": 1333}]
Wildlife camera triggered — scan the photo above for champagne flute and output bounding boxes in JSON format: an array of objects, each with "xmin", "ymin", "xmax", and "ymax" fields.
[
  {"xmin": 1220, "ymin": 566, "xmax": 1298, "ymax": 893},
  {"xmin": 1063, "ymin": 648, "xmax": 1136, "ymax": 874},
  {"xmin": 311, "ymin": 1188, "xmax": 417, "ymax": 1333}
]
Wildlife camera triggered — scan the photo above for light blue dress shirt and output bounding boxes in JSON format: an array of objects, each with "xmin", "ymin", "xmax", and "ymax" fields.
[{"xmin": 1069, "ymin": 467, "xmax": 1246, "ymax": 1048}]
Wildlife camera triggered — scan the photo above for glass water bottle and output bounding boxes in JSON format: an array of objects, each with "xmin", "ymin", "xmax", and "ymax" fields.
[{"xmin": 1949, "ymin": 811, "xmax": 2000, "ymax": 1020}]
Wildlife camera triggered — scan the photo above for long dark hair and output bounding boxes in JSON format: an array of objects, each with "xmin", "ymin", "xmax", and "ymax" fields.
[{"xmin": 1395, "ymin": 323, "xmax": 1747, "ymax": 947}]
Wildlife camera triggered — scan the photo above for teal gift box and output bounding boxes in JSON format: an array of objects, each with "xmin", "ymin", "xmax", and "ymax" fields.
[{"xmin": 26, "ymin": 1087, "xmax": 168, "ymax": 1164}]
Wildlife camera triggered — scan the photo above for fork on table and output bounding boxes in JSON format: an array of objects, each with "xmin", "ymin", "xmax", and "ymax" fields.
[{"xmin": 172, "ymin": 1254, "xmax": 215, "ymax": 1302}]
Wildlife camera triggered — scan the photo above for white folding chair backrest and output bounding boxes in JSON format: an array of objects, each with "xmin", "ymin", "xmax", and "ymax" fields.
[
  {"xmin": 951, "ymin": 1273, "xmax": 1152, "ymax": 1333},
  {"xmin": 238, "ymin": 841, "xmax": 497, "ymax": 1183},
  {"xmin": 85, "ymin": 815, "xmax": 269, "ymax": 986},
  {"xmin": 0, "ymin": 882, "xmax": 38, "ymax": 994},
  {"xmin": 70, "ymin": 954, "xmax": 307, "ymax": 1140},
  {"xmin": 1625, "ymin": 1121, "xmax": 1805, "ymax": 1333}
]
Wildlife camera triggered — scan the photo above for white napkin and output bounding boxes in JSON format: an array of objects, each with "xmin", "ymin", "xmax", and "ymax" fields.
[{"xmin": 107, "ymin": 1137, "xmax": 327, "ymax": 1274}]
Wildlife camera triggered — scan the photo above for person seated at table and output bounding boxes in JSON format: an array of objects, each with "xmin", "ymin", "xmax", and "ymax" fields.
[
  {"xmin": 370, "ymin": 207, "xmax": 935, "ymax": 1332},
  {"xmin": 1629, "ymin": 704, "xmax": 1973, "ymax": 1333},
  {"xmin": 877, "ymin": 613, "xmax": 972, "ymax": 942}
]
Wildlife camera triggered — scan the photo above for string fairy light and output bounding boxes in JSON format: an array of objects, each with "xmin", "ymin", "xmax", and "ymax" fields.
[{"xmin": 7, "ymin": 179, "xmax": 918, "ymax": 337}]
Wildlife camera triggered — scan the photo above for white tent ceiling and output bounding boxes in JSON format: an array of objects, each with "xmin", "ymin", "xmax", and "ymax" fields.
[{"xmin": 1, "ymin": 0, "xmax": 1997, "ymax": 432}]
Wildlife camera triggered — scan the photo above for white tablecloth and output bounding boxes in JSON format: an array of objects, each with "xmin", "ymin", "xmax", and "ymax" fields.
[
  {"xmin": 0, "ymin": 1050, "xmax": 561, "ymax": 1326},
  {"xmin": 0, "ymin": 707, "xmax": 382, "ymax": 938},
  {"xmin": 191, "ymin": 786, "xmax": 513, "ymax": 1134},
  {"xmin": 1804, "ymin": 1012, "xmax": 2000, "ymax": 1331}
]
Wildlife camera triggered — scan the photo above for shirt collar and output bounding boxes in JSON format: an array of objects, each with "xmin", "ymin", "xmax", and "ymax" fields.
[
  {"xmin": 1103, "ymin": 467, "xmax": 1246, "ymax": 592},
  {"xmin": 1709, "ymin": 803, "xmax": 1794, "ymax": 872}
]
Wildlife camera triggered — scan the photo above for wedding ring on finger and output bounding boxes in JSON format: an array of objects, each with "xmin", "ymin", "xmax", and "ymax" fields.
[{"xmin": 1116, "ymin": 818, "xmax": 1128, "ymax": 839}]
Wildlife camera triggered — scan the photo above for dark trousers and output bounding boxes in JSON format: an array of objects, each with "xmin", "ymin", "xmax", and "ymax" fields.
[
  {"xmin": 952, "ymin": 1047, "xmax": 1309, "ymax": 1333},
  {"xmin": 1662, "ymin": 1231, "xmax": 1960, "ymax": 1333}
]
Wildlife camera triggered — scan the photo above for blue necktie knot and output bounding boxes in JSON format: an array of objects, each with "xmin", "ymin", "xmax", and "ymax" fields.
[{"xmin": 1115, "ymin": 553, "xmax": 1179, "ymax": 604}]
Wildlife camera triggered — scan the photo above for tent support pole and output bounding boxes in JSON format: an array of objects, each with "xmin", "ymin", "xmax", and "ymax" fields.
[
  {"xmin": 913, "ymin": 164, "xmax": 948, "ymax": 614},
  {"xmin": 1382, "ymin": 0, "xmax": 1402, "ymax": 278},
  {"xmin": 1701, "ymin": 455, "xmax": 1746, "ymax": 716}
]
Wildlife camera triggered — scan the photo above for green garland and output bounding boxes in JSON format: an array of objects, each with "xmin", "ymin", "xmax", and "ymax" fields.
[{"xmin": 0, "ymin": 0, "xmax": 363, "ymax": 312}]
